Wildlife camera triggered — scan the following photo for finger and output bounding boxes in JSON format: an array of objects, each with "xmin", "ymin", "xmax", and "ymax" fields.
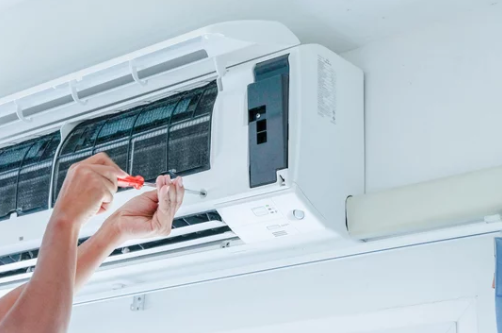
[
  {"xmin": 156, "ymin": 174, "xmax": 171, "ymax": 191},
  {"xmin": 87, "ymin": 165, "xmax": 120, "ymax": 193},
  {"xmin": 167, "ymin": 180, "xmax": 178, "ymax": 211},
  {"xmin": 83, "ymin": 152, "xmax": 128, "ymax": 177},
  {"xmin": 158, "ymin": 184, "xmax": 174, "ymax": 220},
  {"xmin": 87, "ymin": 168, "xmax": 116, "ymax": 204},
  {"xmin": 98, "ymin": 187, "xmax": 114, "ymax": 206},
  {"xmin": 98, "ymin": 202, "xmax": 112, "ymax": 214},
  {"xmin": 156, "ymin": 175, "xmax": 163, "ymax": 193},
  {"xmin": 175, "ymin": 177, "xmax": 185, "ymax": 210},
  {"xmin": 163, "ymin": 174, "xmax": 172, "ymax": 187}
]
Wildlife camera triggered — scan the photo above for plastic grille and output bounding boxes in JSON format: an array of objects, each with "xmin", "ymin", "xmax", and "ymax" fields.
[
  {"xmin": 0, "ymin": 176, "xmax": 17, "ymax": 221},
  {"xmin": 53, "ymin": 81, "xmax": 217, "ymax": 204},
  {"xmin": 111, "ymin": 227, "xmax": 231, "ymax": 256},
  {"xmin": 94, "ymin": 140, "xmax": 129, "ymax": 171},
  {"xmin": 195, "ymin": 84, "xmax": 218, "ymax": 117},
  {"xmin": 132, "ymin": 103, "xmax": 174, "ymax": 134},
  {"xmin": 0, "ymin": 210, "xmax": 223, "ymax": 270},
  {"xmin": 167, "ymin": 116, "xmax": 211, "ymax": 174},
  {"xmin": 0, "ymin": 132, "xmax": 61, "ymax": 221},
  {"xmin": 60, "ymin": 121, "xmax": 106, "ymax": 155},
  {"xmin": 53, "ymin": 151, "xmax": 92, "ymax": 202},
  {"xmin": 130, "ymin": 129, "xmax": 168, "ymax": 181},
  {"xmin": 95, "ymin": 113, "xmax": 136, "ymax": 146}
]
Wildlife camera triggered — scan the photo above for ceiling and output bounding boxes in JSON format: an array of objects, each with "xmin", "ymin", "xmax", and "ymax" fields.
[
  {"xmin": 0, "ymin": 0, "xmax": 498, "ymax": 98},
  {"xmin": 0, "ymin": 0, "xmax": 26, "ymax": 13}
]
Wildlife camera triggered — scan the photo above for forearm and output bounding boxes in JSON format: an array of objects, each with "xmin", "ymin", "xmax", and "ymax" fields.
[
  {"xmin": 0, "ymin": 220, "xmax": 124, "ymax": 324},
  {"xmin": 74, "ymin": 222, "xmax": 124, "ymax": 291},
  {"xmin": 0, "ymin": 218, "xmax": 80, "ymax": 333},
  {"xmin": 0, "ymin": 284, "xmax": 22, "ymax": 321}
]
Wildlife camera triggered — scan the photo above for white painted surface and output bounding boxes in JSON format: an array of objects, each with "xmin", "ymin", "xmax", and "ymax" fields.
[
  {"xmin": 0, "ymin": 0, "xmax": 26, "ymax": 13},
  {"xmin": 218, "ymin": 297, "xmax": 473, "ymax": 333},
  {"xmin": 67, "ymin": 235, "xmax": 496, "ymax": 333},
  {"xmin": 0, "ymin": 0, "xmax": 498, "ymax": 98},
  {"xmin": 343, "ymin": 4, "xmax": 502, "ymax": 192}
]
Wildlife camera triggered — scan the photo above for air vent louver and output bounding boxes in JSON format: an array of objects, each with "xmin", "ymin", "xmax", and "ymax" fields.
[
  {"xmin": 0, "ymin": 132, "xmax": 61, "ymax": 221},
  {"xmin": 53, "ymin": 81, "xmax": 217, "ymax": 204},
  {"xmin": 0, "ymin": 211, "xmax": 230, "ymax": 280}
]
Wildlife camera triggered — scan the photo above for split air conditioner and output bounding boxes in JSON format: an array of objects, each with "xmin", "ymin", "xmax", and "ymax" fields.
[
  {"xmin": 1, "ymin": 20, "xmax": 501, "ymax": 306},
  {"xmin": 0, "ymin": 21, "xmax": 364, "ymax": 302}
]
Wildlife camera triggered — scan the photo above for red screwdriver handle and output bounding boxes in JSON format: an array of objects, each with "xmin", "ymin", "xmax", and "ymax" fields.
[{"xmin": 117, "ymin": 175, "xmax": 145, "ymax": 189}]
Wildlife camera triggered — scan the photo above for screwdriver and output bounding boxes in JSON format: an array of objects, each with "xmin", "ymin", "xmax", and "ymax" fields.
[{"xmin": 117, "ymin": 175, "xmax": 206, "ymax": 197}]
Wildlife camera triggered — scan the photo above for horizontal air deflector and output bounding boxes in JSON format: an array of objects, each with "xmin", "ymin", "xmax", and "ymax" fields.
[{"xmin": 0, "ymin": 211, "xmax": 234, "ymax": 282}]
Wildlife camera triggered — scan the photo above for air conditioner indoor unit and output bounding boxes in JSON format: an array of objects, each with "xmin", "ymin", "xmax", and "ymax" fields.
[{"xmin": 0, "ymin": 21, "xmax": 364, "ymax": 302}]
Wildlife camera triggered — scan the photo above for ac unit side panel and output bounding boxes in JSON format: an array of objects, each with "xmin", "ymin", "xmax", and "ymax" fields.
[{"xmin": 289, "ymin": 44, "xmax": 365, "ymax": 238}]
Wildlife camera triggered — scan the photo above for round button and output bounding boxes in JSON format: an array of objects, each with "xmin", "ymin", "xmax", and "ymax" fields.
[{"xmin": 293, "ymin": 209, "xmax": 305, "ymax": 220}]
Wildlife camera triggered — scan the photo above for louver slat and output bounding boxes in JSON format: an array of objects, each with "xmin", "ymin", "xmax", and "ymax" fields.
[{"xmin": 0, "ymin": 211, "xmax": 225, "ymax": 279}]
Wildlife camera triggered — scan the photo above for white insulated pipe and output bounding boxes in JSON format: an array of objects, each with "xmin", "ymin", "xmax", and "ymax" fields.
[{"xmin": 347, "ymin": 166, "xmax": 502, "ymax": 239}]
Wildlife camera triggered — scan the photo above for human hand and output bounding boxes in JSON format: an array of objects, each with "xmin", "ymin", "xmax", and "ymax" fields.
[
  {"xmin": 52, "ymin": 153, "xmax": 128, "ymax": 226},
  {"xmin": 104, "ymin": 175, "xmax": 185, "ymax": 241}
]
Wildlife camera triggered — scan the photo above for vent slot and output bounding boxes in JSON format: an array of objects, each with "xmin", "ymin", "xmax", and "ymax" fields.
[
  {"xmin": 256, "ymin": 119, "xmax": 267, "ymax": 132},
  {"xmin": 272, "ymin": 230, "xmax": 288, "ymax": 237},
  {"xmin": 0, "ymin": 132, "xmax": 61, "ymax": 221},
  {"xmin": 0, "ymin": 227, "xmax": 233, "ymax": 281},
  {"xmin": 0, "ymin": 210, "xmax": 232, "ymax": 281},
  {"xmin": 53, "ymin": 81, "xmax": 217, "ymax": 204},
  {"xmin": 110, "ymin": 226, "xmax": 231, "ymax": 257},
  {"xmin": 257, "ymin": 131, "xmax": 267, "ymax": 145}
]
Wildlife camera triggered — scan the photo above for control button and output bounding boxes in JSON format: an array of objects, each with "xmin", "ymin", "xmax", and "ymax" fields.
[
  {"xmin": 252, "ymin": 206, "xmax": 269, "ymax": 217},
  {"xmin": 293, "ymin": 209, "xmax": 305, "ymax": 220}
]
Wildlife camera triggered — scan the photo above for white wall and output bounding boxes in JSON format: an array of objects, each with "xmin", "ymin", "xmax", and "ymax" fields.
[
  {"xmin": 343, "ymin": 5, "xmax": 502, "ymax": 192},
  {"xmin": 66, "ymin": 5, "xmax": 502, "ymax": 333},
  {"xmin": 68, "ymin": 234, "xmax": 496, "ymax": 333}
]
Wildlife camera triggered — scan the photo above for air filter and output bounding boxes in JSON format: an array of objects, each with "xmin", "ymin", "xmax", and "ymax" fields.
[
  {"xmin": 53, "ymin": 81, "xmax": 217, "ymax": 204},
  {"xmin": 0, "ymin": 131, "xmax": 61, "ymax": 221}
]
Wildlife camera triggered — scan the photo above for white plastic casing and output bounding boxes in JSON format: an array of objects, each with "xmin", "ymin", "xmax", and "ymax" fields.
[{"xmin": 0, "ymin": 23, "xmax": 364, "ymax": 257}]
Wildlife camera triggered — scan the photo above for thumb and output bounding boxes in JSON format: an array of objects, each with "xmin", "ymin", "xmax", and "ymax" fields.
[
  {"xmin": 157, "ymin": 184, "xmax": 175, "ymax": 221},
  {"xmin": 141, "ymin": 189, "xmax": 159, "ymax": 203},
  {"xmin": 149, "ymin": 184, "xmax": 176, "ymax": 236}
]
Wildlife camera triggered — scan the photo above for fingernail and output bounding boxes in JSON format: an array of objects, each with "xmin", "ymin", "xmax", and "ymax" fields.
[{"xmin": 178, "ymin": 177, "xmax": 184, "ymax": 187}]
